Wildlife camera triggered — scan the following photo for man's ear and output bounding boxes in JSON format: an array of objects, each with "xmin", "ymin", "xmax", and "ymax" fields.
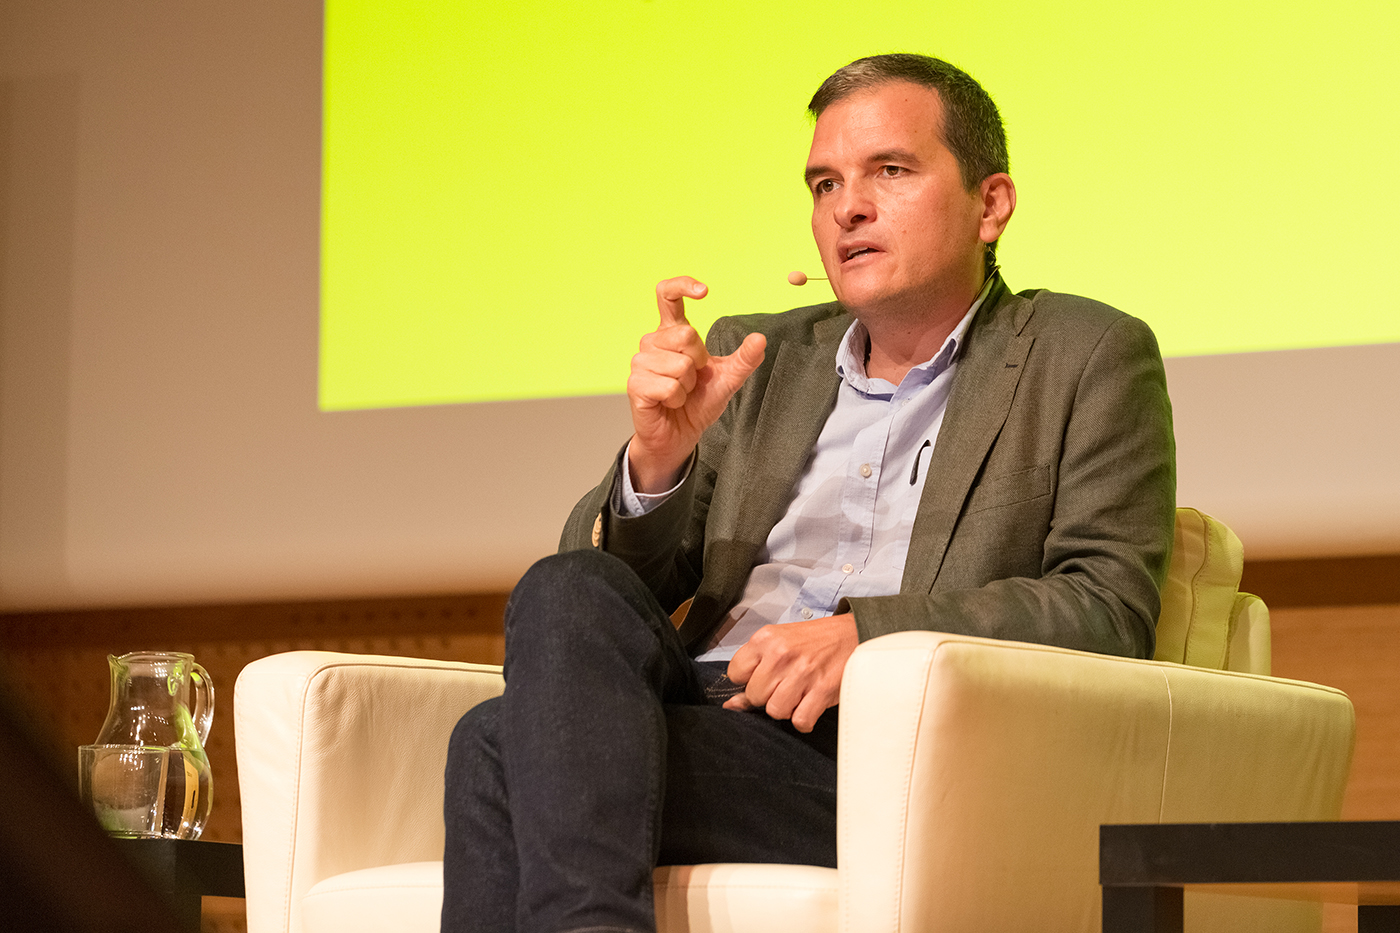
[{"xmin": 978, "ymin": 173, "xmax": 1016, "ymax": 244}]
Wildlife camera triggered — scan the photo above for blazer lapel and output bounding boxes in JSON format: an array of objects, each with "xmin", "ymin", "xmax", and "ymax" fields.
[
  {"xmin": 731, "ymin": 315, "xmax": 847, "ymax": 546},
  {"xmin": 680, "ymin": 313, "xmax": 846, "ymax": 651},
  {"xmin": 902, "ymin": 282, "xmax": 1035, "ymax": 594}
]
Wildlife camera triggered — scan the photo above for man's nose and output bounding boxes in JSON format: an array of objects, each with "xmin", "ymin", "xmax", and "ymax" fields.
[{"xmin": 834, "ymin": 181, "xmax": 875, "ymax": 229}]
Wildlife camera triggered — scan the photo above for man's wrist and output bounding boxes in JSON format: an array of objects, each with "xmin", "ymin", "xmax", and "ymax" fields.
[
  {"xmin": 618, "ymin": 443, "xmax": 695, "ymax": 517},
  {"xmin": 627, "ymin": 444, "xmax": 692, "ymax": 495}
]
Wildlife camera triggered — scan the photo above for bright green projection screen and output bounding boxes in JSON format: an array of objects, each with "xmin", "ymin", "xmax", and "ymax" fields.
[{"xmin": 321, "ymin": 0, "xmax": 1399, "ymax": 410}]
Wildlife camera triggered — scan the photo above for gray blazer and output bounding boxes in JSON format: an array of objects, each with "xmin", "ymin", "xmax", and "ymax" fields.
[{"xmin": 561, "ymin": 276, "xmax": 1176, "ymax": 660}]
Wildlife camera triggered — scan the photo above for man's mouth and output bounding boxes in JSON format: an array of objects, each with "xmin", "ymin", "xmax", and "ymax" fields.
[{"xmin": 841, "ymin": 245, "xmax": 880, "ymax": 262}]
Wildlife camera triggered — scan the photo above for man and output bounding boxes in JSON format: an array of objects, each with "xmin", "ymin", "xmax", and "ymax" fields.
[{"xmin": 443, "ymin": 53, "xmax": 1174, "ymax": 933}]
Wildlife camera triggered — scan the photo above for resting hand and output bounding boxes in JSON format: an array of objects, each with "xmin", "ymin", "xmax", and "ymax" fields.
[
  {"xmin": 627, "ymin": 277, "xmax": 766, "ymax": 493},
  {"xmin": 723, "ymin": 613, "xmax": 859, "ymax": 733}
]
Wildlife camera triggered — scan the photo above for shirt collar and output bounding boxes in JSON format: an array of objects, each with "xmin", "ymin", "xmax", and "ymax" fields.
[{"xmin": 835, "ymin": 274, "xmax": 995, "ymax": 397}]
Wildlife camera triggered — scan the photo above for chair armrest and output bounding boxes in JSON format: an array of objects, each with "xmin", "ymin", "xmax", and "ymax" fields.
[
  {"xmin": 836, "ymin": 632, "xmax": 1355, "ymax": 933},
  {"xmin": 234, "ymin": 651, "xmax": 504, "ymax": 933}
]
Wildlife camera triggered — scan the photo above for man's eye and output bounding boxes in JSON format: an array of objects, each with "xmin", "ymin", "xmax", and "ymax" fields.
[
  {"xmin": 880, "ymin": 165, "xmax": 905, "ymax": 177},
  {"xmin": 813, "ymin": 178, "xmax": 837, "ymax": 195}
]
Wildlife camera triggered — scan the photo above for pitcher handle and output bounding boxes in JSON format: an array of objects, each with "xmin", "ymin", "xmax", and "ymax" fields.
[{"xmin": 190, "ymin": 662, "xmax": 215, "ymax": 746}]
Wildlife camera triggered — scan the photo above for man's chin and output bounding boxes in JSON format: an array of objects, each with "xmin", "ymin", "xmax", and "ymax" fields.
[
  {"xmin": 836, "ymin": 274, "xmax": 981, "ymax": 324},
  {"xmin": 831, "ymin": 282, "xmax": 903, "ymax": 318}
]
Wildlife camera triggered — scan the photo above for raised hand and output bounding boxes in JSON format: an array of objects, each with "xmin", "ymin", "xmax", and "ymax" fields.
[{"xmin": 627, "ymin": 276, "xmax": 766, "ymax": 493}]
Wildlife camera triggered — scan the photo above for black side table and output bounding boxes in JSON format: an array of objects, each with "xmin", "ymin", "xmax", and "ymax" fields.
[
  {"xmin": 1101, "ymin": 822, "xmax": 1400, "ymax": 933},
  {"xmin": 113, "ymin": 839, "xmax": 244, "ymax": 930}
]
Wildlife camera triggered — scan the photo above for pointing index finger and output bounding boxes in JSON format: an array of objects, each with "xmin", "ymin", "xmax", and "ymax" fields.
[{"xmin": 656, "ymin": 276, "xmax": 708, "ymax": 328}]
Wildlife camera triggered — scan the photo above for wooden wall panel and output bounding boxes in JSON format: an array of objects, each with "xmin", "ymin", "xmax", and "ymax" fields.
[
  {"xmin": 1269, "ymin": 603, "xmax": 1400, "ymax": 821},
  {"xmin": 1242, "ymin": 555, "xmax": 1400, "ymax": 609},
  {"xmin": 1268, "ymin": 602, "xmax": 1400, "ymax": 933}
]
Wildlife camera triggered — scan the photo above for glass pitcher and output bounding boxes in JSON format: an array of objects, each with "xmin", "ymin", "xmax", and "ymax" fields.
[{"xmin": 79, "ymin": 651, "xmax": 214, "ymax": 839}]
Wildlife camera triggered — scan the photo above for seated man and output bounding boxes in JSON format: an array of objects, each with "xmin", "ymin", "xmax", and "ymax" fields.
[{"xmin": 442, "ymin": 53, "xmax": 1174, "ymax": 933}]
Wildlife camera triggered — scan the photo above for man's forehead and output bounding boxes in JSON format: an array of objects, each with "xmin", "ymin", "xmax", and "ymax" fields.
[{"xmin": 808, "ymin": 81, "xmax": 945, "ymax": 158}]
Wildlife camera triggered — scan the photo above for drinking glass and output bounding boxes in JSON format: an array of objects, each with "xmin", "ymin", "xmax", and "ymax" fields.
[{"xmin": 78, "ymin": 745, "xmax": 206, "ymax": 838}]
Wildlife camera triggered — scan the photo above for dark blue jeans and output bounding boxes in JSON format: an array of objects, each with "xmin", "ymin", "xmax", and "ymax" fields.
[{"xmin": 441, "ymin": 549, "xmax": 838, "ymax": 933}]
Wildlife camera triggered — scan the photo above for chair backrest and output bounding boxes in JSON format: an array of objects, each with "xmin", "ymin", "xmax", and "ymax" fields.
[{"xmin": 1154, "ymin": 507, "xmax": 1271, "ymax": 675}]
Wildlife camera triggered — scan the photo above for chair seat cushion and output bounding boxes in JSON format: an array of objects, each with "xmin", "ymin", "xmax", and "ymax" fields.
[
  {"xmin": 302, "ymin": 862, "xmax": 444, "ymax": 933},
  {"xmin": 654, "ymin": 863, "xmax": 838, "ymax": 933},
  {"xmin": 300, "ymin": 861, "xmax": 839, "ymax": 933}
]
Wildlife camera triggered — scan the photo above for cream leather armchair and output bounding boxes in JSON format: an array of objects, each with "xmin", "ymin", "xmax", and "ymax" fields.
[{"xmin": 235, "ymin": 509, "xmax": 1355, "ymax": 933}]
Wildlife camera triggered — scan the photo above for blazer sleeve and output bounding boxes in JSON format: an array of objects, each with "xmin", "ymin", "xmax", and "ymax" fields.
[{"xmin": 558, "ymin": 321, "xmax": 748, "ymax": 614}]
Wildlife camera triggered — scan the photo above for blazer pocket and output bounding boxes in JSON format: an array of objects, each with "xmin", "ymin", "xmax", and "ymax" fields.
[{"xmin": 964, "ymin": 463, "xmax": 1052, "ymax": 515}]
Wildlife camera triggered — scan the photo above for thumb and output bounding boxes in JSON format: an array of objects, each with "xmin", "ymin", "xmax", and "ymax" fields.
[{"xmin": 715, "ymin": 333, "xmax": 767, "ymax": 384}]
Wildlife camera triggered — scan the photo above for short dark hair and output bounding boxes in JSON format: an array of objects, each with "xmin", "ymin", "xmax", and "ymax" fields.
[{"xmin": 808, "ymin": 53, "xmax": 1009, "ymax": 193}]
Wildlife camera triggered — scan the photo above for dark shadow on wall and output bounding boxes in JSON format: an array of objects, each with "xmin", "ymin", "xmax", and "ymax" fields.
[{"xmin": 0, "ymin": 75, "xmax": 80, "ymax": 604}]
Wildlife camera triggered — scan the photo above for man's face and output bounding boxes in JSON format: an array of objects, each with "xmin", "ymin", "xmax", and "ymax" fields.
[{"xmin": 805, "ymin": 82, "xmax": 988, "ymax": 318}]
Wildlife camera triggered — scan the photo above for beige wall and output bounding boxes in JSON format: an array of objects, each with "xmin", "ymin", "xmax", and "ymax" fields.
[{"xmin": 3, "ymin": 0, "xmax": 1398, "ymax": 612}]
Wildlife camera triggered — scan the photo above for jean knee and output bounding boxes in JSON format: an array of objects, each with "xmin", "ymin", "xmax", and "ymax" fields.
[
  {"xmin": 506, "ymin": 550, "xmax": 653, "ymax": 640},
  {"xmin": 513, "ymin": 549, "xmax": 633, "ymax": 598}
]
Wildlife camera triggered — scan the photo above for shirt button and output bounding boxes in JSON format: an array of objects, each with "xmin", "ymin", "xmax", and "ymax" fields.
[
  {"xmin": 859, "ymin": 463, "xmax": 872, "ymax": 478},
  {"xmin": 842, "ymin": 563, "xmax": 854, "ymax": 574},
  {"xmin": 800, "ymin": 608, "xmax": 814, "ymax": 620}
]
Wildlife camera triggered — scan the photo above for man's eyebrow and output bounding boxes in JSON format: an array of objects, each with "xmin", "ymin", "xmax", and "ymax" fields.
[
  {"xmin": 803, "ymin": 148, "xmax": 924, "ymax": 186},
  {"xmin": 867, "ymin": 148, "xmax": 921, "ymax": 165}
]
